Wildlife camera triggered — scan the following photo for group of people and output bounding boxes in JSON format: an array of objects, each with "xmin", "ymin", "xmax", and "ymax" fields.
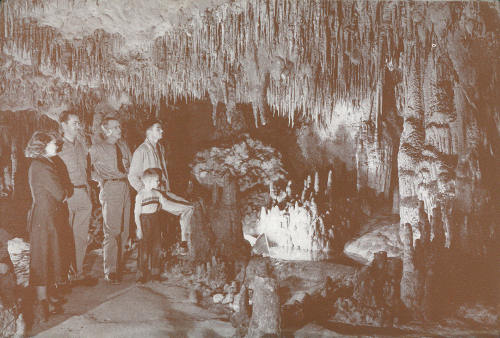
[{"xmin": 24, "ymin": 111, "xmax": 194, "ymax": 322}]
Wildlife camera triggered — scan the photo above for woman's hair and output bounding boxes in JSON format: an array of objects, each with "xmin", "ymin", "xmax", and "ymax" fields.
[{"xmin": 24, "ymin": 131, "xmax": 57, "ymax": 158}]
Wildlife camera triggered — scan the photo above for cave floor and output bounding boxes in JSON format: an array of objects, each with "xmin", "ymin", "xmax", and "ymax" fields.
[
  {"xmin": 33, "ymin": 279, "xmax": 236, "ymax": 338},
  {"xmin": 26, "ymin": 250, "xmax": 499, "ymax": 337},
  {"xmin": 29, "ymin": 249, "xmax": 238, "ymax": 337},
  {"xmin": 15, "ymin": 220, "xmax": 497, "ymax": 338}
]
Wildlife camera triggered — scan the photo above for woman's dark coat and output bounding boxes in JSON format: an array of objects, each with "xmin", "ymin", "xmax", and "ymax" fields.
[{"xmin": 27, "ymin": 156, "xmax": 71, "ymax": 286}]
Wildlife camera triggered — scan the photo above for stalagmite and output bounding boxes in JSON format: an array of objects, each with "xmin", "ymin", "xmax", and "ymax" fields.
[
  {"xmin": 257, "ymin": 170, "xmax": 362, "ymax": 260},
  {"xmin": 399, "ymin": 222, "xmax": 423, "ymax": 318},
  {"xmin": 326, "ymin": 169, "xmax": 333, "ymax": 194}
]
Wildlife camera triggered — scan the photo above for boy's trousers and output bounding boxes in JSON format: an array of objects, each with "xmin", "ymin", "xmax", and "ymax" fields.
[{"xmin": 138, "ymin": 211, "xmax": 162, "ymax": 277}]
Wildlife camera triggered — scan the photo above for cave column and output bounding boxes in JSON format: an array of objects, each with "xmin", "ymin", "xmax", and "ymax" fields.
[{"xmin": 397, "ymin": 57, "xmax": 426, "ymax": 315}]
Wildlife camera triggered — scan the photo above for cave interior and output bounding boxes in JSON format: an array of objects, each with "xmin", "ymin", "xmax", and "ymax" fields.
[{"xmin": 0, "ymin": 0, "xmax": 499, "ymax": 336}]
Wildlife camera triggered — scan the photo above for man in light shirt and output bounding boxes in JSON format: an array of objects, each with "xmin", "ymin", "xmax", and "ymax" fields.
[
  {"xmin": 128, "ymin": 119, "xmax": 193, "ymax": 255},
  {"xmin": 90, "ymin": 116, "xmax": 132, "ymax": 284},
  {"xmin": 58, "ymin": 111, "xmax": 93, "ymax": 284}
]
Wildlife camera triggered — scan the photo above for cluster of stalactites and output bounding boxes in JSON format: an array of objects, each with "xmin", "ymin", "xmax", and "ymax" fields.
[
  {"xmin": 0, "ymin": 1, "xmax": 497, "ymax": 127},
  {"xmin": 1, "ymin": 0, "xmax": 417, "ymax": 125}
]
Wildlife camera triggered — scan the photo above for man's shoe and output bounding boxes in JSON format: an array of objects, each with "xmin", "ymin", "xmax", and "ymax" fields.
[
  {"xmin": 178, "ymin": 241, "xmax": 189, "ymax": 256},
  {"xmin": 48, "ymin": 300, "xmax": 64, "ymax": 315},
  {"xmin": 71, "ymin": 274, "xmax": 98, "ymax": 287},
  {"xmin": 104, "ymin": 273, "xmax": 120, "ymax": 285},
  {"xmin": 54, "ymin": 282, "xmax": 71, "ymax": 295},
  {"xmin": 151, "ymin": 275, "xmax": 167, "ymax": 283},
  {"xmin": 136, "ymin": 272, "xmax": 147, "ymax": 284},
  {"xmin": 33, "ymin": 299, "xmax": 50, "ymax": 323},
  {"xmin": 120, "ymin": 265, "xmax": 133, "ymax": 274},
  {"xmin": 79, "ymin": 275, "xmax": 99, "ymax": 287},
  {"xmin": 48, "ymin": 295, "xmax": 67, "ymax": 305}
]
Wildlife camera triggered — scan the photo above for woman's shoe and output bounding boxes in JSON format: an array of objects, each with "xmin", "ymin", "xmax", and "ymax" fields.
[
  {"xmin": 48, "ymin": 301, "xmax": 64, "ymax": 315},
  {"xmin": 104, "ymin": 273, "xmax": 121, "ymax": 285},
  {"xmin": 54, "ymin": 282, "xmax": 71, "ymax": 295},
  {"xmin": 49, "ymin": 295, "xmax": 67, "ymax": 306}
]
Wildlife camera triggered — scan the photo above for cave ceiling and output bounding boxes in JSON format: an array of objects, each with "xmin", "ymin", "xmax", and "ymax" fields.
[{"xmin": 0, "ymin": 0, "xmax": 498, "ymax": 127}]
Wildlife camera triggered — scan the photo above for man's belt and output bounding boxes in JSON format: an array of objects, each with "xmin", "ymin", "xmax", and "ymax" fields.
[
  {"xmin": 104, "ymin": 178, "xmax": 127, "ymax": 184},
  {"xmin": 73, "ymin": 184, "xmax": 87, "ymax": 189}
]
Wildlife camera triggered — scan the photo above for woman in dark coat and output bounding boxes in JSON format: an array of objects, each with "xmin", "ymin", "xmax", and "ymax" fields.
[{"xmin": 25, "ymin": 131, "xmax": 71, "ymax": 321}]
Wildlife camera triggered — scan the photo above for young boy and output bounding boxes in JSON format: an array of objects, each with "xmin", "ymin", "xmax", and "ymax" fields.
[{"xmin": 134, "ymin": 168, "xmax": 177, "ymax": 283}]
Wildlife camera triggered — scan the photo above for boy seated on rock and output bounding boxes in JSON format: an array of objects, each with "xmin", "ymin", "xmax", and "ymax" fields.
[{"xmin": 134, "ymin": 168, "xmax": 192, "ymax": 283}]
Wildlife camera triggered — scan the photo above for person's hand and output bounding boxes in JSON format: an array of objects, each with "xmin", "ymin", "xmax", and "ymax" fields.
[{"xmin": 136, "ymin": 228, "xmax": 143, "ymax": 240}]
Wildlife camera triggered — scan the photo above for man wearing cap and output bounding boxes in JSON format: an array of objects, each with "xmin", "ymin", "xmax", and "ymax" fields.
[
  {"xmin": 90, "ymin": 116, "xmax": 132, "ymax": 284},
  {"xmin": 58, "ymin": 110, "xmax": 93, "ymax": 284},
  {"xmin": 128, "ymin": 119, "xmax": 193, "ymax": 255}
]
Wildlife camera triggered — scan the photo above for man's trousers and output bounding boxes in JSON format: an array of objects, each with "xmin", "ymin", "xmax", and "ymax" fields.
[
  {"xmin": 99, "ymin": 181, "xmax": 130, "ymax": 275},
  {"xmin": 66, "ymin": 187, "xmax": 92, "ymax": 276}
]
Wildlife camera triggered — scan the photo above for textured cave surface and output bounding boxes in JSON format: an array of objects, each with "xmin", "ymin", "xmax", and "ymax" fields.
[{"xmin": 0, "ymin": 0, "xmax": 499, "ymax": 335}]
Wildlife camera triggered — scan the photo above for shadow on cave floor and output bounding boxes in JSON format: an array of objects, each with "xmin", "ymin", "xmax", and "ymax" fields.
[
  {"xmin": 27, "ymin": 249, "xmax": 138, "ymax": 336},
  {"xmin": 28, "ymin": 248, "xmax": 235, "ymax": 337},
  {"xmin": 290, "ymin": 320, "xmax": 419, "ymax": 337}
]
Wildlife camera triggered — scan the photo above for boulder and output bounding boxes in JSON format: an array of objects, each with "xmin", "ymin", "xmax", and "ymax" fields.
[
  {"xmin": 344, "ymin": 223, "xmax": 403, "ymax": 265},
  {"xmin": 222, "ymin": 293, "xmax": 234, "ymax": 305}
]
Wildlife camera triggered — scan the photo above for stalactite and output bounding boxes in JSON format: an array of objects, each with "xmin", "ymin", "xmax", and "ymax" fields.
[{"xmin": 2, "ymin": 0, "xmax": 409, "ymax": 124}]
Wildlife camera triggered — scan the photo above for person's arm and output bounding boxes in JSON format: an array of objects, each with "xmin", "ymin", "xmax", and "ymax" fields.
[
  {"xmin": 53, "ymin": 155, "xmax": 74, "ymax": 198},
  {"xmin": 90, "ymin": 143, "xmax": 127, "ymax": 183},
  {"xmin": 128, "ymin": 146, "xmax": 145, "ymax": 192},
  {"xmin": 79, "ymin": 138, "xmax": 92, "ymax": 186},
  {"xmin": 89, "ymin": 145, "xmax": 103, "ymax": 187},
  {"xmin": 134, "ymin": 193, "xmax": 143, "ymax": 240},
  {"xmin": 120, "ymin": 140, "xmax": 133, "ymax": 172},
  {"xmin": 30, "ymin": 161, "xmax": 66, "ymax": 202},
  {"xmin": 158, "ymin": 143, "xmax": 171, "ymax": 192}
]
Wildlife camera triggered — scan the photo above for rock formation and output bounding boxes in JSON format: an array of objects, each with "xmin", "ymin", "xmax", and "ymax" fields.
[
  {"xmin": 0, "ymin": 229, "xmax": 25, "ymax": 337},
  {"xmin": 207, "ymin": 173, "xmax": 251, "ymax": 258},
  {"xmin": 332, "ymin": 251, "xmax": 403, "ymax": 327},
  {"xmin": 255, "ymin": 170, "xmax": 363, "ymax": 260}
]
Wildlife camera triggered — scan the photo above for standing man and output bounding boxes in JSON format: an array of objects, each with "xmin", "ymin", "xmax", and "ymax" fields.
[
  {"xmin": 128, "ymin": 119, "xmax": 193, "ymax": 254},
  {"xmin": 90, "ymin": 116, "xmax": 132, "ymax": 284},
  {"xmin": 58, "ymin": 111, "xmax": 93, "ymax": 283}
]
